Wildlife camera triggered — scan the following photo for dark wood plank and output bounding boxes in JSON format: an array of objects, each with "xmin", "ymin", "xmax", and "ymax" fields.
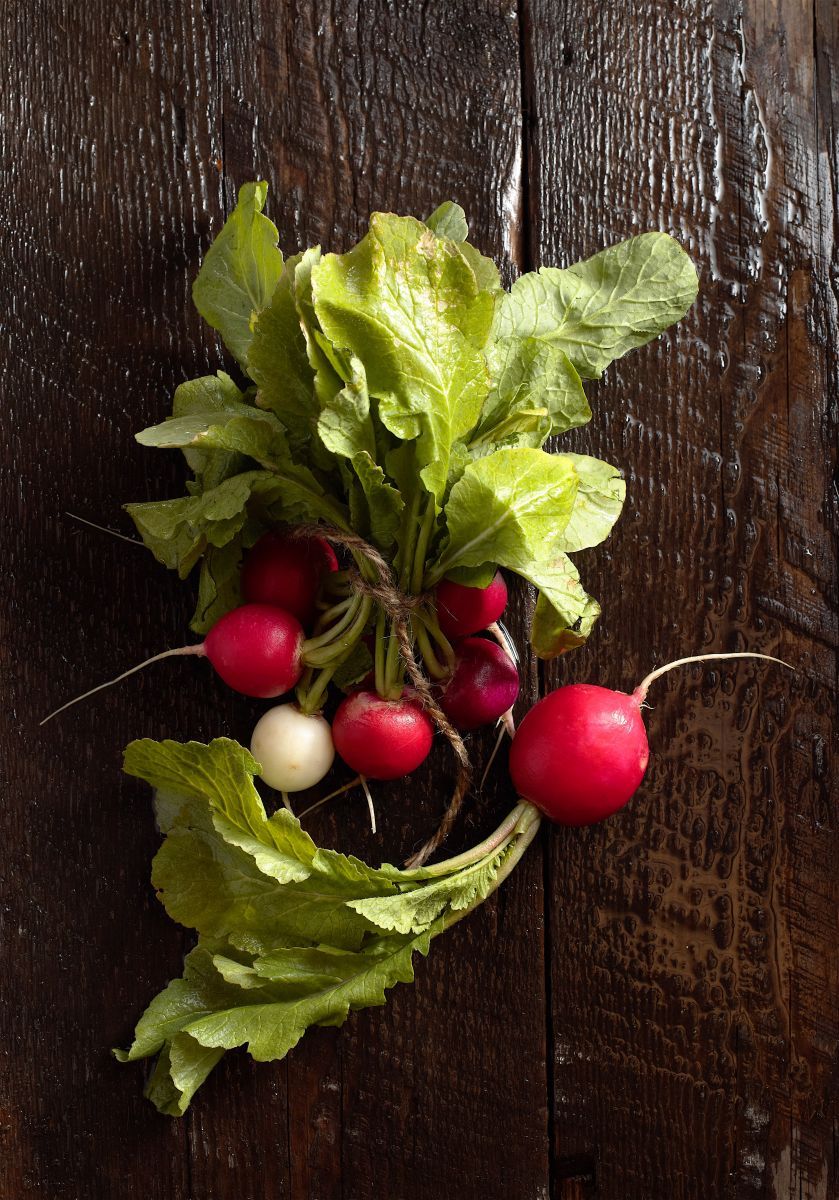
[
  {"xmin": 0, "ymin": 2, "xmax": 287, "ymax": 1196},
  {"xmin": 525, "ymin": 0, "xmax": 838, "ymax": 1196},
  {"xmin": 182, "ymin": 2, "xmax": 551, "ymax": 1197},
  {"xmin": 2, "ymin": 2, "xmax": 548, "ymax": 1199}
]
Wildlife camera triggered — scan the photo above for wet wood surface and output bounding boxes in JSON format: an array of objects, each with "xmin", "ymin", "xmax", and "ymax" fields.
[{"xmin": 1, "ymin": 1, "xmax": 836, "ymax": 1197}]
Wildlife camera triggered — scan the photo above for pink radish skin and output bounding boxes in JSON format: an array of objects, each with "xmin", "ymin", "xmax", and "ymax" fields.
[
  {"xmin": 510, "ymin": 684, "xmax": 648, "ymax": 824},
  {"xmin": 241, "ymin": 530, "xmax": 338, "ymax": 627},
  {"xmin": 436, "ymin": 571, "xmax": 507, "ymax": 640},
  {"xmin": 40, "ymin": 602, "xmax": 305, "ymax": 724},
  {"xmin": 332, "ymin": 689, "xmax": 434, "ymax": 780},
  {"xmin": 203, "ymin": 604, "xmax": 304, "ymax": 697},
  {"xmin": 438, "ymin": 637, "xmax": 519, "ymax": 731},
  {"xmin": 509, "ymin": 652, "xmax": 791, "ymax": 826}
]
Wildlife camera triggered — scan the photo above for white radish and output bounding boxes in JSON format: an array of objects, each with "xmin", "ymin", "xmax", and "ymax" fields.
[{"xmin": 250, "ymin": 704, "xmax": 335, "ymax": 793}]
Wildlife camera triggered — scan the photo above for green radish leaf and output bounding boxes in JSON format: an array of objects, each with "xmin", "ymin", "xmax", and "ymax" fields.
[
  {"xmin": 135, "ymin": 398, "xmax": 282, "ymax": 454},
  {"xmin": 433, "ymin": 447, "xmax": 579, "ymax": 580},
  {"xmin": 558, "ymin": 453, "xmax": 625, "ymax": 552},
  {"xmin": 124, "ymin": 739, "xmax": 317, "ymax": 884},
  {"xmin": 496, "ymin": 232, "xmax": 698, "ymax": 379},
  {"xmin": 424, "ymin": 200, "xmax": 469, "ymax": 242},
  {"xmin": 531, "ymin": 574, "xmax": 602, "ymax": 658},
  {"xmin": 191, "ymin": 539, "xmax": 243, "ymax": 634},
  {"xmin": 118, "ymin": 735, "xmax": 542, "ymax": 1114},
  {"xmin": 347, "ymin": 848, "xmax": 508, "ymax": 934},
  {"xmin": 312, "ymin": 213, "xmax": 495, "ymax": 500},
  {"xmin": 119, "ymin": 928, "xmax": 433, "ymax": 1115},
  {"xmin": 167, "ymin": 373, "xmax": 252, "ymax": 491},
  {"xmin": 247, "ymin": 252, "xmax": 321, "ymax": 453},
  {"xmin": 317, "ymin": 353, "xmax": 377, "ymax": 460},
  {"xmin": 434, "ymin": 448, "xmax": 623, "ymax": 656},
  {"xmin": 318, "ymin": 356, "xmax": 403, "ymax": 551},
  {"xmin": 192, "ymin": 182, "xmax": 284, "ymax": 369},
  {"xmin": 470, "ymin": 340, "xmax": 591, "ymax": 452},
  {"xmin": 127, "ymin": 450, "xmax": 350, "ymax": 579}
]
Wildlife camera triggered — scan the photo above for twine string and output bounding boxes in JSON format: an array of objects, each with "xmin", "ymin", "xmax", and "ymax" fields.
[{"xmin": 292, "ymin": 523, "xmax": 471, "ymax": 866}]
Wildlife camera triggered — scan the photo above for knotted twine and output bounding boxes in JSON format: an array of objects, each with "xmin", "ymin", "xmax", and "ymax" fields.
[{"xmin": 292, "ymin": 524, "xmax": 471, "ymax": 867}]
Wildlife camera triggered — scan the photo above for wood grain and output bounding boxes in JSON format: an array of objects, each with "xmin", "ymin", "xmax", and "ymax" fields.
[
  {"xmin": 1, "ymin": 0, "xmax": 835, "ymax": 1197},
  {"xmin": 525, "ymin": 0, "xmax": 838, "ymax": 1196},
  {"xmin": 1, "ymin": 1, "xmax": 547, "ymax": 1198}
]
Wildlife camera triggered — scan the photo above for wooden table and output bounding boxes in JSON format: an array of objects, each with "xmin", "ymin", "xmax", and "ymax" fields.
[{"xmin": 3, "ymin": 2, "xmax": 837, "ymax": 1197}]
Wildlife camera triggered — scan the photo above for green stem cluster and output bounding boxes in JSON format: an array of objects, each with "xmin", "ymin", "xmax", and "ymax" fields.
[{"xmin": 295, "ymin": 495, "xmax": 455, "ymax": 710}]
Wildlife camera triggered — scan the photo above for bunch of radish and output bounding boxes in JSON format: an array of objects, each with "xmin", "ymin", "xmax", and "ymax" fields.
[
  {"xmin": 46, "ymin": 520, "xmax": 789, "ymax": 832},
  {"xmin": 44, "ymin": 527, "xmax": 526, "ymax": 804}
]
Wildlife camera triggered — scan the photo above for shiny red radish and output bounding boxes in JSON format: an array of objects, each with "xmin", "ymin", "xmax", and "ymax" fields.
[
  {"xmin": 438, "ymin": 637, "xmax": 519, "ymax": 730},
  {"xmin": 436, "ymin": 571, "xmax": 507, "ymax": 639},
  {"xmin": 40, "ymin": 603, "xmax": 305, "ymax": 724},
  {"xmin": 204, "ymin": 604, "xmax": 304, "ymax": 697},
  {"xmin": 241, "ymin": 529, "xmax": 338, "ymax": 626},
  {"xmin": 509, "ymin": 652, "xmax": 791, "ymax": 825},
  {"xmin": 332, "ymin": 689, "xmax": 434, "ymax": 780}
]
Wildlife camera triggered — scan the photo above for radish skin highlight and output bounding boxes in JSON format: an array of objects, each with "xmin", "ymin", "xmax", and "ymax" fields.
[
  {"xmin": 438, "ymin": 637, "xmax": 519, "ymax": 731},
  {"xmin": 332, "ymin": 689, "xmax": 434, "ymax": 780},
  {"xmin": 435, "ymin": 571, "xmax": 507, "ymax": 640},
  {"xmin": 510, "ymin": 651, "xmax": 792, "ymax": 825}
]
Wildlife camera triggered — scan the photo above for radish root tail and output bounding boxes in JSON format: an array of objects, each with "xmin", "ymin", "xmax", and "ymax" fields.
[
  {"xmin": 40, "ymin": 644, "xmax": 205, "ymax": 726},
  {"xmin": 633, "ymin": 651, "xmax": 794, "ymax": 704}
]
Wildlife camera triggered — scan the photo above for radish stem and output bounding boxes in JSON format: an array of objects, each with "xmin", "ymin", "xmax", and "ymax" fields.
[
  {"xmin": 633, "ymin": 651, "xmax": 794, "ymax": 704},
  {"xmin": 402, "ymin": 802, "xmax": 529, "ymax": 878},
  {"xmin": 440, "ymin": 804, "xmax": 542, "ymax": 930}
]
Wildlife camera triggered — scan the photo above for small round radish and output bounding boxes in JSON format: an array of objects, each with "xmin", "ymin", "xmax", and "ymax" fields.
[
  {"xmin": 250, "ymin": 704, "xmax": 334, "ymax": 792},
  {"xmin": 41, "ymin": 602, "xmax": 305, "ymax": 724},
  {"xmin": 510, "ymin": 684, "xmax": 648, "ymax": 824},
  {"xmin": 436, "ymin": 571, "xmax": 507, "ymax": 639},
  {"xmin": 509, "ymin": 652, "xmax": 790, "ymax": 825},
  {"xmin": 332, "ymin": 689, "xmax": 433, "ymax": 780},
  {"xmin": 204, "ymin": 604, "xmax": 304, "ymax": 697},
  {"xmin": 241, "ymin": 529, "xmax": 339, "ymax": 626},
  {"xmin": 438, "ymin": 637, "xmax": 519, "ymax": 730}
]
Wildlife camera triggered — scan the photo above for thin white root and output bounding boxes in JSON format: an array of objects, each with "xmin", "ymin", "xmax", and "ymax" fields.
[
  {"xmin": 66, "ymin": 512, "xmax": 143, "ymax": 546},
  {"xmin": 297, "ymin": 776, "xmax": 363, "ymax": 819},
  {"xmin": 479, "ymin": 715, "xmax": 512, "ymax": 791},
  {"xmin": 360, "ymin": 776, "xmax": 377, "ymax": 835},
  {"xmin": 633, "ymin": 651, "xmax": 794, "ymax": 704},
  {"xmin": 40, "ymin": 644, "xmax": 205, "ymax": 726},
  {"xmin": 281, "ymin": 792, "xmax": 294, "ymax": 814},
  {"xmin": 486, "ymin": 620, "xmax": 519, "ymax": 664}
]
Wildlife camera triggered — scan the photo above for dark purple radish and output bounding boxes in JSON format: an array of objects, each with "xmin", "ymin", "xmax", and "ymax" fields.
[
  {"xmin": 41, "ymin": 603, "xmax": 305, "ymax": 724},
  {"xmin": 438, "ymin": 637, "xmax": 519, "ymax": 731},
  {"xmin": 332, "ymin": 689, "xmax": 434, "ymax": 780},
  {"xmin": 435, "ymin": 571, "xmax": 507, "ymax": 639},
  {"xmin": 509, "ymin": 652, "xmax": 791, "ymax": 826},
  {"xmin": 241, "ymin": 529, "xmax": 339, "ymax": 627}
]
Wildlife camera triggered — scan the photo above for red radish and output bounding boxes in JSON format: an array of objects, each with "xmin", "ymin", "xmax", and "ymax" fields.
[
  {"xmin": 509, "ymin": 652, "xmax": 791, "ymax": 825},
  {"xmin": 40, "ymin": 603, "xmax": 305, "ymax": 724},
  {"xmin": 438, "ymin": 637, "xmax": 519, "ymax": 730},
  {"xmin": 241, "ymin": 529, "xmax": 339, "ymax": 626},
  {"xmin": 332, "ymin": 689, "xmax": 434, "ymax": 780},
  {"xmin": 436, "ymin": 571, "xmax": 507, "ymax": 639},
  {"xmin": 204, "ymin": 604, "xmax": 303, "ymax": 697}
]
